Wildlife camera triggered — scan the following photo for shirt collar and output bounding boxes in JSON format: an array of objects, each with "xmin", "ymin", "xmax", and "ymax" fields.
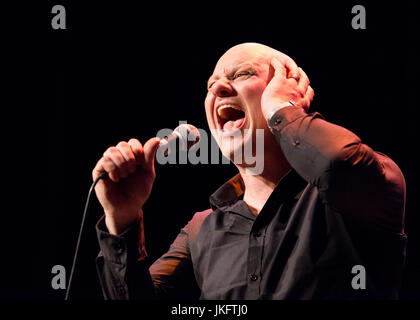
[
  {"xmin": 209, "ymin": 169, "xmax": 307, "ymax": 214},
  {"xmin": 209, "ymin": 174, "xmax": 245, "ymax": 210}
]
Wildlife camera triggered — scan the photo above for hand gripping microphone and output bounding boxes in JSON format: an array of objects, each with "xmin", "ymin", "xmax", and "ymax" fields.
[
  {"xmin": 97, "ymin": 124, "xmax": 200, "ymax": 180},
  {"xmin": 65, "ymin": 124, "xmax": 200, "ymax": 300}
]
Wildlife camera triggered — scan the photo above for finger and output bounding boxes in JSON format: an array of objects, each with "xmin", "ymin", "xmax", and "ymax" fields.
[
  {"xmin": 307, "ymin": 85, "xmax": 315, "ymax": 103},
  {"xmin": 303, "ymin": 86, "xmax": 315, "ymax": 112},
  {"xmin": 116, "ymin": 141, "xmax": 136, "ymax": 174},
  {"xmin": 296, "ymin": 67, "xmax": 310, "ymax": 94},
  {"xmin": 93, "ymin": 156, "xmax": 120, "ymax": 182},
  {"xmin": 103, "ymin": 146, "xmax": 129, "ymax": 179},
  {"xmin": 270, "ymin": 57, "xmax": 287, "ymax": 79},
  {"xmin": 128, "ymin": 138, "xmax": 144, "ymax": 165},
  {"xmin": 92, "ymin": 158, "xmax": 106, "ymax": 181},
  {"xmin": 143, "ymin": 137, "xmax": 161, "ymax": 171},
  {"xmin": 284, "ymin": 57, "xmax": 299, "ymax": 81},
  {"xmin": 102, "ymin": 156, "xmax": 120, "ymax": 182}
]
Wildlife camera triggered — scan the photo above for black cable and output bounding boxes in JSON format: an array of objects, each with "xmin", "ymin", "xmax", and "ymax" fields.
[{"xmin": 65, "ymin": 171, "xmax": 108, "ymax": 300}]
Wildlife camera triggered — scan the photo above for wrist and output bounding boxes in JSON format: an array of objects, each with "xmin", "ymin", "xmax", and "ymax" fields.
[
  {"xmin": 104, "ymin": 209, "xmax": 143, "ymax": 235},
  {"xmin": 266, "ymin": 101, "xmax": 297, "ymax": 133}
]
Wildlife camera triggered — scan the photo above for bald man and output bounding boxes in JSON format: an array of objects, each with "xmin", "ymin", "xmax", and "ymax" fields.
[{"xmin": 94, "ymin": 43, "xmax": 406, "ymax": 300}]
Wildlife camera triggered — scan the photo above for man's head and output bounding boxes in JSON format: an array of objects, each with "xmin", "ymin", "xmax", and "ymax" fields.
[{"xmin": 204, "ymin": 43, "xmax": 294, "ymax": 166}]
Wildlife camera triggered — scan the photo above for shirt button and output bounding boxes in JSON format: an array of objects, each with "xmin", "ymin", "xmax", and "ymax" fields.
[
  {"xmin": 274, "ymin": 117, "xmax": 282, "ymax": 125},
  {"xmin": 113, "ymin": 241, "xmax": 124, "ymax": 252},
  {"xmin": 249, "ymin": 274, "xmax": 258, "ymax": 281},
  {"xmin": 117, "ymin": 285, "xmax": 126, "ymax": 296}
]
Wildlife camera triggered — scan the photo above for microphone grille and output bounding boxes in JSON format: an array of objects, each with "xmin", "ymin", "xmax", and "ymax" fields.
[{"xmin": 173, "ymin": 124, "xmax": 200, "ymax": 150}]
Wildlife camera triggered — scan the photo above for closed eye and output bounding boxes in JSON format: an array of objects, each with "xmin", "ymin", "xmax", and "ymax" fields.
[
  {"xmin": 207, "ymin": 69, "xmax": 257, "ymax": 90},
  {"xmin": 233, "ymin": 71, "xmax": 256, "ymax": 79}
]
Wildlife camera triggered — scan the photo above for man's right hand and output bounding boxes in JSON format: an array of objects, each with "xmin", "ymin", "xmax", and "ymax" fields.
[{"xmin": 92, "ymin": 137, "xmax": 161, "ymax": 235}]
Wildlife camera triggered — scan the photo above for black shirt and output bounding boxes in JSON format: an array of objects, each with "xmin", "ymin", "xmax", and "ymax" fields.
[{"xmin": 96, "ymin": 106, "xmax": 406, "ymax": 300}]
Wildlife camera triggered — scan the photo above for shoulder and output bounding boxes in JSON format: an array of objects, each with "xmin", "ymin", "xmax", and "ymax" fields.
[
  {"xmin": 184, "ymin": 209, "xmax": 213, "ymax": 243},
  {"xmin": 377, "ymin": 152, "xmax": 406, "ymax": 225},
  {"xmin": 357, "ymin": 151, "xmax": 406, "ymax": 233},
  {"xmin": 376, "ymin": 152, "xmax": 406, "ymax": 194}
]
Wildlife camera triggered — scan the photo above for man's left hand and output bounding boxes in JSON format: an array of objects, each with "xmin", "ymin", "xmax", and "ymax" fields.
[{"xmin": 261, "ymin": 57, "xmax": 314, "ymax": 119}]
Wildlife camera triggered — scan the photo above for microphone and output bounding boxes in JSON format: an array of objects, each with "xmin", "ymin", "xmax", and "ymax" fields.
[
  {"xmin": 97, "ymin": 124, "xmax": 200, "ymax": 180},
  {"xmin": 160, "ymin": 123, "xmax": 200, "ymax": 156}
]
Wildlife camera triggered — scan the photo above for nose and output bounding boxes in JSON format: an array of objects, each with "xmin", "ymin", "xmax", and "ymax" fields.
[{"xmin": 210, "ymin": 78, "xmax": 235, "ymax": 97}]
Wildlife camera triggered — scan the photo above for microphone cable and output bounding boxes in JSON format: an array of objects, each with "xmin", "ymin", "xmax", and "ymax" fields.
[{"xmin": 65, "ymin": 171, "xmax": 108, "ymax": 300}]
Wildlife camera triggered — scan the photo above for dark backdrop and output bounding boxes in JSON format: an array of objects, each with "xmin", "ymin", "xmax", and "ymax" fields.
[{"xmin": 2, "ymin": 1, "xmax": 419, "ymax": 300}]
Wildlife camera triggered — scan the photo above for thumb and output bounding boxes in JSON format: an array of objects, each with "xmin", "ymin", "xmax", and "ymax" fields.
[{"xmin": 143, "ymin": 137, "xmax": 161, "ymax": 171}]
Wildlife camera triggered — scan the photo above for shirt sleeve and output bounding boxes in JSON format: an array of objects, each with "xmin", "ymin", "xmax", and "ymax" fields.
[
  {"xmin": 270, "ymin": 106, "xmax": 406, "ymax": 233},
  {"xmin": 95, "ymin": 215, "xmax": 156, "ymax": 299},
  {"xmin": 95, "ymin": 215, "xmax": 199, "ymax": 300}
]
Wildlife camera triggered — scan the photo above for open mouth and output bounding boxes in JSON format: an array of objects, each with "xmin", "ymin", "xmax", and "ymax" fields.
[{"xmin": 217, "ymin": 104, "xmax": 246, "ymax": 133}]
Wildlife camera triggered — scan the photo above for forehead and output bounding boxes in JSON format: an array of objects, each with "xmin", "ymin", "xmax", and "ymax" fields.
[{"xmin": 210, "ymin": 46, "xmax": 271, "ymax": 79}]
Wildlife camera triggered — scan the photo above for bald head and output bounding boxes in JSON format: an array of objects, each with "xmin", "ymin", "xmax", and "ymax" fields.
[
  {"xmin": 214, "ymin": 42, "xmax": 291, "ymax": 72},
  {"xmin": 205, "ymin": 42, "xmax": 299, "ymax": 165}
]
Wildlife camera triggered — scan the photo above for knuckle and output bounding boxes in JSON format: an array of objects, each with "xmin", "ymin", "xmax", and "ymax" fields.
[
  {"xmin": 101, "ymin": 155, "xmax": 110, "ymax": 163},
  {"xmin": 128, "ymin": 138, "xmax": 142, "ymax": 149},
  {"xmin": 102, "ymin": 157, "xmax": 116, "ymax": 172},
  {"xmin": 128, "ymin": 138, "xmax": 138, "ymax": 145},
  {"xmin": 117, "ymin": 141, "xmax": 133, "ymax": 156},
  {"xmin": 103, "ymin": 146, "xmax": 112, "ymax": 156},
  {"xmin": 107, "ymin": 149, "xmax": 125, "ymax": 165},
  {"xmin": 102, "ymin": 156, "xmax": 114, "ymax": 166},
  {"xmin": 110, "ymin": 146, "xmax": 122, "ymax": 155},
  {"xmin": 106, "ymin": 146, "xmax": 118, "ymax": 156},
  {"xmin": 117, "ymin": 141, "xmax": 129, "ymax": 148}
]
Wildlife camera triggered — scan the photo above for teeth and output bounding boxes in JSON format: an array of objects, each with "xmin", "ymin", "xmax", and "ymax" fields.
[{"xmin": 217, "ymin": 104, "xmax": 242, "ymax": 117}]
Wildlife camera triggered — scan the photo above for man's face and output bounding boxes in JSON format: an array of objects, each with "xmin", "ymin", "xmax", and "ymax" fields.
[{"xmin": 205, "ymin": 44, "xmax": 274, "ymax": 162}]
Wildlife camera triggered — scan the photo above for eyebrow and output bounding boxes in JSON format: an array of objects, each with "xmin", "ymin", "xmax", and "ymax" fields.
[{"xmin": 207, "ymin": 63, "xmax": 257, "ymax": 86}]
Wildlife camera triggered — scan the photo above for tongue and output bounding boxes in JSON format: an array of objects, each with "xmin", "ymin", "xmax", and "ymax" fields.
[{"xmin": 223, "ymin": 117, "xmax": 245, "ymax": 132}]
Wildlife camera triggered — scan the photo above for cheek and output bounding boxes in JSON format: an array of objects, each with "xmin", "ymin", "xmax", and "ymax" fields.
[{"xmin": 242, "ymin": 81, "xmax": 266, "ymax": 112}]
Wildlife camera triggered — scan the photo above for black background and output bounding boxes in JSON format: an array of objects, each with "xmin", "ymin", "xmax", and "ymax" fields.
[{"xmin": 2, "ymin": 1, "xmax": 419, "ymax": 301}]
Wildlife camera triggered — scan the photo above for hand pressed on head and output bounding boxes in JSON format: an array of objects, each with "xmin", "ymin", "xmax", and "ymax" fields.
[{"xmin": 261, "ymin": 57, "xmax": 314, "ymax": 119}]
